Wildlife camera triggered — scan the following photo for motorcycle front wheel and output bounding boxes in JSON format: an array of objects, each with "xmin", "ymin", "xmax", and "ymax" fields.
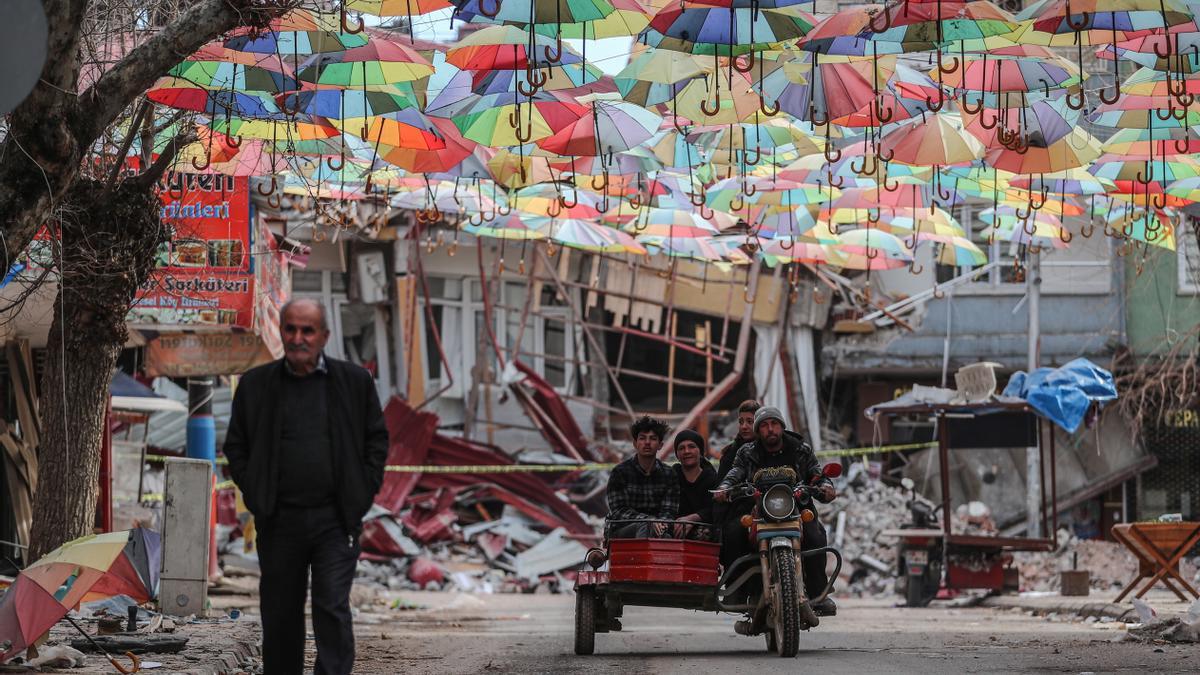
[{"xmin": 769, "ymin": 547, "xmax": 800, "ymax": 657}]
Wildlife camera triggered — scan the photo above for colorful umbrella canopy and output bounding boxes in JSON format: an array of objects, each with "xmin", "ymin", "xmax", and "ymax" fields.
[{"xmin": 0, "ymin": 531, "xmax": 146, "ymax": 662}]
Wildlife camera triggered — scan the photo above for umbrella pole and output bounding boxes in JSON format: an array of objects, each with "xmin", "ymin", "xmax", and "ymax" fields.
[{"xmin": 63, "ymin": 615, "xmax": 141, "ymax": 674}]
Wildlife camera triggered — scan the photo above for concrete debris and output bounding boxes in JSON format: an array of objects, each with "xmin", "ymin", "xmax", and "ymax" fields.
[
  {"xmin": 1011, "ymin": 533, "xmax": 1141, "ymax": 592},
  {"xmin": 824, "ymin": 467, "xmax": 915, "ymax": 597},
  {"xmin": 1128, "ymin": 617, "xmax": 1200, "ymax": 644},
  {"xmin": 512, "ymin": 528, "xmax": 587, "ymax": 581},
  {"xmin": 27, "ymin": 645, "xmax": 88, "ymax": 669}
]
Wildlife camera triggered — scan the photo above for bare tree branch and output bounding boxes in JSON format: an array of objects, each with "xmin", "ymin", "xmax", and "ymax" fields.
[
  {"xmin": 79, "ymin": 0, "xmax": 296, "ymax": 143},
  {"xmin": 135, "ymin": 129, "xmax": 199, "ymax": 188}
]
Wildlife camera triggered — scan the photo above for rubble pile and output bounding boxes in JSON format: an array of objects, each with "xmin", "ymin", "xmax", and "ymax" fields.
[
  {"xmin": 351, "ymin": 397, "xmax": 604, "ymax": 593},
  {"xmin": 824, "ymin": 468, "xmax": 914, "ymax": 596},
  {"xmin": 1012, "ymin": 533, "xmax": 1140, "ymax": 592}
]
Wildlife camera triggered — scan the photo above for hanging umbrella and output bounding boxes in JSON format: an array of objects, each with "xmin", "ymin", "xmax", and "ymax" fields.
[
  {"xmin": 375, "ymin": 117, "xmax": 477, "ymax": 172},
  {"xmin": 879, "ymin": 113, "xmax": 986, "ymax": 166},
  {"xmin": 166, "ymin": 61, "xmax": 300, "ymax": 94},
  {"xmin": 637, "ymin": 234, "xmax": 738, "ymax": 262},
  {"xmin": 347, "ymin": 0, "xmax": 453, "ymax": 15},
  {"xmin": 452, "ymin": 96, "xmax": 588, "ymax": 146},
  {"xmin": 445, "ymin": 25, "xmax": 586, "ymax": 70},
  {"xmin": 147, "ymin": 86, "xmax": 283, "ymax": 119},
  {"xmin": 296, "ymin": 38, "xmax": 436, "ymax": 90},
  {"xmin": 538, "ymin": 217, "xmax": 648, "ymax": 254},
  {"xmin": 538, "ymin": 97, "xmax": 664, "ymax": 156},
  {"xmin": 464, "ymin": 212, "xmax": 548, "ymax": 240},
  {"xmin": 960, "ymin": 96, "xmax": 1079, "ymax": 149},
  {"xmin": 985, "ymin": 126, "xmax": 1100, "ymax": 173},
  {"xmin": 935, "ymin": 236, "xmax": 989, "ymax": 265},
  {"xmin": 452, "ymin": 0, "xmax": 617, "ymax": 24},
  {"xmin": 618, "ymin": 206, "xmax": 733, "ymax": 236},
  {"xmin": 224, "ymin": 9, "xmax": 370, "ymax": 54},
  {"xmin": 643, "ymin": 4, "xmax": 817, "ymax": 56},
  {"xmin": 941, "ymin": 44, "xmax": 1084, "ymax": 95},
  {"xmin": 836, "ymin": 227, "xmax": 913, "ymax": 260}
]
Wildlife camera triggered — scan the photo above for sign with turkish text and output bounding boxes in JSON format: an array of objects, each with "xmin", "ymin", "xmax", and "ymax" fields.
[
  {"xmin": 145, "ymin": 332, "xmax": 275, "ymax": 377},
  {"xmin": 128, "ymin": 173, "xmax": 254, "ymax": 329}
]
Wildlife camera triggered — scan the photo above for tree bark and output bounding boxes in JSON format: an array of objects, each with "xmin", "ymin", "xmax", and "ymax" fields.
[
  {"xmin": 0, "ymin": 0, "xmax": 292, "ymax": 262},
  {"xmin": 28, "ymin": 180, "xmax": 166, "ymax": 560}
]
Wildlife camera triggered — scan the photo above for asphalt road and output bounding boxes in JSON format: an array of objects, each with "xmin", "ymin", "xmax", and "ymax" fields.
[{"xmin": 353, "ymin": 593, "xmax": 1196, "ymax": 674}]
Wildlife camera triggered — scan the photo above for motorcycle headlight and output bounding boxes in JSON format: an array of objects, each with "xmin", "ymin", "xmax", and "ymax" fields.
[{"xmin": 761, "ymin": 484, "xmax": 795, "ymax": 520}]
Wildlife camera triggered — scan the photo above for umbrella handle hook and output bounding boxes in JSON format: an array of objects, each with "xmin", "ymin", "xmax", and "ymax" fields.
[
  {"xmin": 823, "ymin": 143, "xmax": 842, "ymax": 163},
  {"xmin": 959, "ymin": 93, "xmax": 984, "ymax": 115},
  {"xmin": 743, "ymin": 145, "xmax": 760, "ymax": 166},
  {"xmin": 1080, "ymin": 221, "xmax": 1095, "ymax": 238},
  {"xmin": 1059, "ymin": 226, "xmax": 1074, "ymax": 244},
  {"xmin": 909, "ymin": 261, "xmax": 923, "ymax": 275},
  {"xmin": 865, "ymin": 246, "xmax": 879, "ymax": 260},
  {"xmin": 544, "ymin": 34, "xmax": 563, "ymax": 64},
  {"xmin": 759, "ymin": 95, "xmax": 779, "ymax": 117},
  {"xmin": 868, "ymin": 5, "xmax": 892, "ymax": 32},
  {"xmin": 1066, "ymin": 8, "xmax": 1091, "ymax": 31},
  {"xmin": 1153, "ymin": 33, "xmax": 1175, "ymax": 59},
  {"xmin": 881, "ymin": 172, "xmax": 897, "ymax": 192},
  {"xmin": 733, "ymin": 51, "xmax": 755, "ymax": 74},
  {"xmin": 867, "ymin": 207, "xmax": 881, "ymax": 224},
  {"xmin": 874, "ymin": 98, "xmax": 894, "ymax": 123},
  {"xmin": 936, "ymin": 49, "xmax": 960, "ymax": 76},
  {"xmin": 266, "ymin": 192, "xmax": 282, "ymax": 209},
  {"xmin": 340, "ymin": 6, "xmax": 365, "ymax": 34},
  {"xmin": 1064, "ymin": 89, "xmax": 1087, "ymax": 110},
  {"xmin": 326, "ymin": 155, "xmax": 344, "ymax": 171},
  {"xmin": 700, "ymin": 92, "xmax": 722, "ymax": 117},
  {"xmin": 191, "ymin": 153, "xmax": 211, "ymax": 171},
  {"xmin": 479, "ymin": 0, "xmax": 503, "ymax": 19},
  {"xmin": 925, "ymin": 90, "xmax": 946, "ymax": 112},
  {"xmin": 591, "ymin": 172, "xmax": 608, "ymax": 191},
  {"xmin": 559, "ymin": 191, "xmax": 578, "ymax": 209},
  {"xmin": 780, "ymin": 236, "xmax": 795, "ymax": 251},
  {"xmin": 699, "ymin": 203, "xmax": 715, "ymax": 219},
  {"xmin": 828, "ymin": 173, "xmax": 845, "ymax": 189},
  {"xmin": 730, "ymin": 194, "xmax": 744, "ymax": 211},
  {"xmin": 516, "ymin": 78, "xmax": 540, "ymax": 97},
  {"xmin": 225, "ymin": 133, "xmax": 242, "ymax": 148},
  {"xmin": 978, "ymin": 110, "xmax": 1000, "ymax": 130},
  {"xmin": 256, "ymin": 176, "xmax": 277, "ymax": 196}
]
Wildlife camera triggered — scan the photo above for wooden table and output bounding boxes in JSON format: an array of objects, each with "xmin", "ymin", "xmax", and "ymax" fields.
[{"xmin": 1111, "ymin": 522, "xmax": 1200, "ymax": 602}]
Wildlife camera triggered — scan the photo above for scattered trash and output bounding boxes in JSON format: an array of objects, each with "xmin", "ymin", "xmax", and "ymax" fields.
[
  {"xmin": 27, "ymin": 645, "xmax": 87, "ymax": 669},
  {"xmin": 1132, "ymin": 597, "xmax": 1158, "ymax": 624},
  {"xmin": 70, "ymin": 634, "xmax": 190, "ymax": 655}
]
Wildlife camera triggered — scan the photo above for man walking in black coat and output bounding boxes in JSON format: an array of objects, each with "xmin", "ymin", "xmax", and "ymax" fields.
[{"xmin": 225, "ymin": 298, "xmax": 389, "ymax": 674}]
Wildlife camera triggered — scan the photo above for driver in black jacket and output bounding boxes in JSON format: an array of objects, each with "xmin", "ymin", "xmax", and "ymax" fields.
[{"xmin": 714, "ymin": 406, "xmax": 838, "ymax": 617}]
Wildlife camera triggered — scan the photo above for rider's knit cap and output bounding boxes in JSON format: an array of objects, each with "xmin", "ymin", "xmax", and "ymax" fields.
[
  {"xmin": 673, "ymin": 428, "xmax": 706, "ymax": 453},
  {"xmin": 753, "ymin": 406, "xmax": 787, "ymax": 431}
]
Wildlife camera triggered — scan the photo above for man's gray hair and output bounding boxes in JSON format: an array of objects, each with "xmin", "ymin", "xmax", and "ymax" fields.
[{"xmin": 280, "ymin": 297, "xmax": 329, "ymax": 331}]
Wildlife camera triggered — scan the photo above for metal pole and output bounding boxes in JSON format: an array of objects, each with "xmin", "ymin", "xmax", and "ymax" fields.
[
  {"xmin": 186, "ymin": 377, "xmax": 216, "ymax": 464},
  {"xmin": 1025, "ymin": 251, "xmax": 1042, "ymax": 538}
]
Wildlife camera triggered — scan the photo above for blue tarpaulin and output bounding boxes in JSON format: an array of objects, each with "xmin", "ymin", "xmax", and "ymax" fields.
[{"xmin": 1001, "ymin": 358, "xmax": 1118, "ymax": 433}]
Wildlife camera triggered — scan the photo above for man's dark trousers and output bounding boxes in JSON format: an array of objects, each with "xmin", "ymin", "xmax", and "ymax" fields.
[{"xmin": 257, "ymin": 504, "xmax": 359, "ymax": 675}]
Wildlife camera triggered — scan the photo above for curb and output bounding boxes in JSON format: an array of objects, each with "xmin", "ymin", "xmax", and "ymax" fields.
[
  {"xmin": 177, "ymin": 639, "xmax": 260, "ymax": 675},
  {"xmin": 980, "ymin": 595, "xmax": 1176, "ymax": 623}
]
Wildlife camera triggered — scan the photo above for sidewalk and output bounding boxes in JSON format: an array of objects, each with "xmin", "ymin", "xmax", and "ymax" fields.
[{"xmin": 980, "ymin": 589, "xmax": 1196, "ymax": 622}]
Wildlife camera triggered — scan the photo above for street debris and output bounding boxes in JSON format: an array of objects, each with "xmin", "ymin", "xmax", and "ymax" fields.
[
  {"xmin": 1012, "ymin": 534, "xmax": 1142, "ymax": 592},
  {"xmin": 825, "ymin": 467, "xmax": 912, "ymax": 597}
]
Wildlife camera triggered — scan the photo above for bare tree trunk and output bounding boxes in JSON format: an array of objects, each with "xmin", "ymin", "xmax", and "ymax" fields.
[{"xmin": 28, "ymin": 180, "xmax": 165, "ymax": 560}]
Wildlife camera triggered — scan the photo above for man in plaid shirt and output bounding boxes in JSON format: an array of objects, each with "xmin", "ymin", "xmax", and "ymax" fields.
[{"xmin": 606, "ymin": 416, "xmax": 679, "ymax": 538}]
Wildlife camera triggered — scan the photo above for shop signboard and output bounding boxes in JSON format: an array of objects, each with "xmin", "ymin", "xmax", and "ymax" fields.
[
  {"xmin": 145, "ymin": 332, "xmax": 275, "ymax": 377},
  {"xmin": 127, "ymin": 173, "xmax": 255, "ymax": 329}
]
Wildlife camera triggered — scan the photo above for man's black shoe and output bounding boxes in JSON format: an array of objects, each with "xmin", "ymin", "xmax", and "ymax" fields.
[{"xmin": 811, "ymin": 597, "xmax": 837, "ymax": 616}]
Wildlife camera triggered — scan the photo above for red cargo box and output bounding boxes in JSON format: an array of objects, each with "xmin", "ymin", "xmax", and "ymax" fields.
[{"xmin": 608, "ymin": 539, "xmax": 721, "ymax": 585}]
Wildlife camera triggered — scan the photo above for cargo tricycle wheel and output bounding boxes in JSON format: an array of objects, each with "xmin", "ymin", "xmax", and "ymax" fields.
[{"xmin": 574, "ymin": 588, "xmax": 596, "ymax": 655}]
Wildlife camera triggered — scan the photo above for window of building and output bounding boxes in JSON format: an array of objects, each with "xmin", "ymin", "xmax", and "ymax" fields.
[
  {"xmin": 419, "ymin": 277, "xmax": 575, "ymax": 396},
  {"xmin": 1180, "ymin": 223, "xmax": 1200, "ymax": 294}
]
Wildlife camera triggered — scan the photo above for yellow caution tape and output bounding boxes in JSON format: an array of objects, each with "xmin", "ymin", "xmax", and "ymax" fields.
[
  {"xmin": 382, "ymin": 441, "xmax": 938, "ymax": 473},
  {"xmin": 143, "ymin": 442, "xmax": 939, "ymax": 478},
  {"xmin": 140, "ymin": 479, "xmax": 237, "ymax": 502}
]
